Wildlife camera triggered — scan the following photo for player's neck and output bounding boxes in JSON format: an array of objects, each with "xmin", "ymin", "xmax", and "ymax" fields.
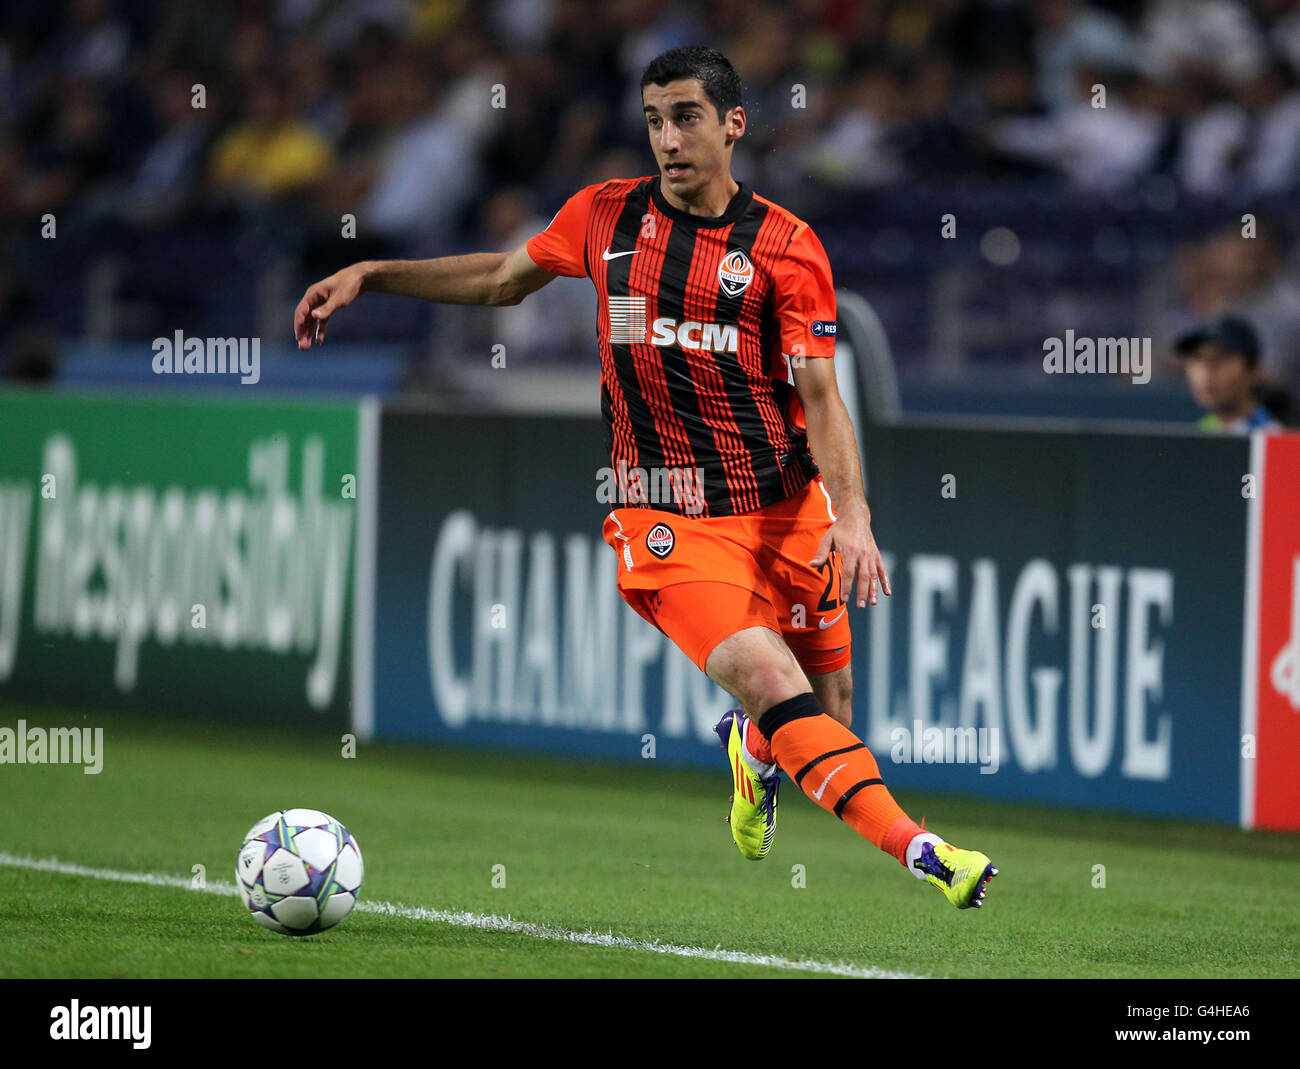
[{"xmin": 660, "ymin": 173, "xmax": 741, "ymax": 218}]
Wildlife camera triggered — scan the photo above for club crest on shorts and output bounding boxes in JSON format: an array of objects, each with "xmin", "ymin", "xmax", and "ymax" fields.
[
  {"xmin": 646, "ymin": 522, "xmax": 675, "ymax": 558},
  {"xmin": 718, "ymin": 249, "xmax": 753, "ymax": 298}
]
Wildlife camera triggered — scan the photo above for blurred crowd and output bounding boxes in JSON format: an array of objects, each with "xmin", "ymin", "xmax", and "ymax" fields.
[
  {"xmin": 3, "ymin": 0, "xmax": 1300, "ymax": 409},
  {"xmin": 5, "ymin": 0, "xmax": 1300, "ymax": 237}
]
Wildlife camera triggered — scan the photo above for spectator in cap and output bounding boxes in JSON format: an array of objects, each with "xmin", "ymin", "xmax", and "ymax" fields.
[{"xmin": 1174, "ymin": 314, "xmax": 1288, "ymax": 432}]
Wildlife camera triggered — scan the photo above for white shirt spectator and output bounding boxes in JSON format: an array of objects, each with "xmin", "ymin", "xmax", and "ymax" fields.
[
  {"xmin": 364, "ymin": 113, "xmax": 478, "ymax": 237},
  {"xmin": 811, "ymin": 109, "xmax": 904, "ymax": 188},
  {"xmin": 990, "ymin": 99, "xmax": 1163, "ymax": 191},
  {"xmin": 1176, "ymin": 101, "xmax": 1250, "ymax": 195},
  {"xmin": 1141, "ymin": 0, "xmax": 1268, "ymax": 86},
  {"xmin": 1245, "ymin": 90, "xmax": 1300, "ymax": 193},
  {"xmin": 1035, "ymin": 4, "xmax": 1139, "ymax": 114}
]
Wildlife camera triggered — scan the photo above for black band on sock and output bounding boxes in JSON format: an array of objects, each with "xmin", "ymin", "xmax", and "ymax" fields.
[
  {"xmin": 757, "ymin": 692, "xmax": 823, "ymax": 740},
  {"xmin": 793, "ymin": 743, "xmax": 865, "ymax": 787},
  {"xmin": 833, "ymin": 778, "xmax": 883, "ymax": 819}
]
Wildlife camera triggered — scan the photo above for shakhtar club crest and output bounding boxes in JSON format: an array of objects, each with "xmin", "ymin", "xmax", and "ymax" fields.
[
  {"xmin": 646, "ymin": 523, "xmax": 675, "ymax": 558},
  {"xmin": 718, "ymin": 249, "xmax": 753, "ymax": 298}
]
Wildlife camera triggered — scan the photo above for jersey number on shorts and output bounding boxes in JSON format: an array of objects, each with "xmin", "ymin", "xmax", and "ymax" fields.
[{"xmin": 816, "ymin": 552, "xmax": 844, "ymax": 612}]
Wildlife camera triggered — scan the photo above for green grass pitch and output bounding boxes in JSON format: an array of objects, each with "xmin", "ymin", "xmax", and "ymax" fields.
[{"xmin": 0, "ymin": 706, "xmax": 1296, "ymax": 979}]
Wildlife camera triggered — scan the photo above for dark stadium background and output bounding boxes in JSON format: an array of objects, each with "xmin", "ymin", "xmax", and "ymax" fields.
[{"xmin": 3, "ymin": 0, "xmax": 1299, "ymax": 418}]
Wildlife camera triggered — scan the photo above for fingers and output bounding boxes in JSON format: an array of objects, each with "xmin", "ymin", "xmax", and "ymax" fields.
[
  {"xmin": 293, "ymin": 281, "xmax": 339, "ymax": 349},
  {"xmin": 811, "ymin": 530, "xmax": 892, "ymax": 608},
  {"xmin": 293, "ymin": 284, "xmax": 327, "ymax": 349},
  {"xmin": 309, "ymin": 277, "xmax": 360, "ymax": 346},
  {"xmin": 849, "ymin": 555, "xmax": 870, "ymax": 608},
  {"xmin": 293, "ymin": 295, "xmax": 316, "ymax": 349},
  {"xmin": 859, "ymin": 556, "xmax": 891, "ymax": 606},
  {"xmin": 808, "ymin": 529, "xmax": 834, "ymax": 568},
  {"xmin": 846, "ymin": 552, "xmax": 891, "ymax": 607}
]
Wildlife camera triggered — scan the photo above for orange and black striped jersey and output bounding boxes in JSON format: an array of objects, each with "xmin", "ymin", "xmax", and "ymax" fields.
[{"xmin": 525, "ymin": 175, "xmax": 838, "ymax": 519}]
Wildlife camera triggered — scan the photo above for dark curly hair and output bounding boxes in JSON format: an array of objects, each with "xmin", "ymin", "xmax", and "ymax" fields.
[{"xmin": 640, "ymin": 45, "xmax": 744, "ymax": 122}]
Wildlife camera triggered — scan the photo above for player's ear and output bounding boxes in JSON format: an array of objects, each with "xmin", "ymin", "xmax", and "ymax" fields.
[{"xmin": 726, "ymin": 106, "xmax": 745, "ymax": 143}]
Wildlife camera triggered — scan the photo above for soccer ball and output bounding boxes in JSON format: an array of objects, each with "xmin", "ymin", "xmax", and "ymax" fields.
[{"xmin": 236, "ymin": 809, "xmax": 363, "ymax": 936}]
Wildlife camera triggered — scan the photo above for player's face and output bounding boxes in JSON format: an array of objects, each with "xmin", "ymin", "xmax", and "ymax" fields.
[
  {"xmin": 642, "ymin": 79, "xmax": 742, "ymax": 196},
  {"xmin": 1182, "ymin": 342, "xmax": 1253, "ymax": 413}
]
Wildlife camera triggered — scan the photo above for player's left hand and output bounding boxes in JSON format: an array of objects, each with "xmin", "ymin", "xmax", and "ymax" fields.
[{"xmin": 810, "ymin": 506, "xmax": 892, "ymax": 607}]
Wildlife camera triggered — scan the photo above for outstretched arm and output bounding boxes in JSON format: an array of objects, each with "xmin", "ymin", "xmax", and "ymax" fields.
[{"xmin": 293, "ymin": 243, "xmax": 556, "ymax": 349}]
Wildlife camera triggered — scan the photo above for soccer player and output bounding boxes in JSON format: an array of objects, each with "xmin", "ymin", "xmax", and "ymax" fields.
[{"xmin": 294, "ymin": 45, "xmax": 997, "ymax": 909}]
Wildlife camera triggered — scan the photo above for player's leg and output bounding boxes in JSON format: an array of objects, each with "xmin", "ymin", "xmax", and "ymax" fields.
[
  {"xmin": 704, "ymin": 618, "xmax": 998, "ymax": 907},
  {"xmin": 626, "ymin": 583, "xmax": 789, "ymax": 860},
  {"xmin": 603, "ymin": 507, "xmax": 997, "ymax": 905},
  {"xmin": 704, "ymin": 623, "xmax": 920, "ymax": 856},
  {"xmin": 707, "ymin": 624, "xmax": 806, "ymax": 847},
  {"xmin": 808, "ymin": 663, "xmax": 852, "ymax": 728},
  {"xmin": 609, "ymin": 499, "xmax": 929, "ymax": 876},
  {"xmin": 602, "ymin": 507, "xmax": 795, "ymax": 858},
  {"xmin": 736, "ymin": 481, "xmax": 904, "ymax": 843},
  {"xmin": 704, "ymin": 623, "xmax": 808, "ymax": 714},
  {"xmin": 716, "ymin": 628, "xmax": 851, "ymax": 855}
]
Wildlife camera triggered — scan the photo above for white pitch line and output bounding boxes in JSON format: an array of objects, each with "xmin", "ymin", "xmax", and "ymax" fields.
[{"xmin": 0, "ymin": 853, "xmax": 924, "ymax": 979}]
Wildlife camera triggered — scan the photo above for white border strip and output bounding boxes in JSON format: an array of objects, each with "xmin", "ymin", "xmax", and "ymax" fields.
[
  {"xmin": 0, "ymin": 852, "xmax": 922, "ymax": 979},
  {"xmin": 1239, "ymin": 432, "xmax": 1263, "ymax": 829},
  {"xmin": 351, "ymin": 396, "xmax": 381, "ymax": 741}
]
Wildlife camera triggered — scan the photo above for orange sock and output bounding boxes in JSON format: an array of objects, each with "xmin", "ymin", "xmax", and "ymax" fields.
[
  {"xmin": 742, "ymin": 717, "xmax": 774, "ymax": 765},
  {"xmin": 757, "ymin": 693, "xmax": 924, "ymax": 867}
]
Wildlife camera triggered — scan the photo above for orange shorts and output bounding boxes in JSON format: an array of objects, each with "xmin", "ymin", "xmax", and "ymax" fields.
[{"xmin": 601, "ymin": 476, "xmax": 851, "ymax": 675}]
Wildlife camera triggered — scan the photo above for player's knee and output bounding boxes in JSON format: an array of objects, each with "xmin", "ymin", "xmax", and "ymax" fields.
[
  {"xmin": 743, "ymin": 664, "xmax": 809, "ymax": 715},
  {"xmin": 707, "ymin": 628, "xmax": 808, "ymax": 711},
  {"xmin": 732, "ymin": 665, "xmax": 808, "ymax": 720}
]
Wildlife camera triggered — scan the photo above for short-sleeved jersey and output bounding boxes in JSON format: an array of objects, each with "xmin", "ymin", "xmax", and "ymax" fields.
[{"xmin": 526, "ymin": 175, "xmax": 837, "ymax": 519}]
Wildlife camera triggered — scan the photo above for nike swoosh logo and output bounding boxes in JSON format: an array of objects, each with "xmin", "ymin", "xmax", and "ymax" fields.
[
  {"xmin": 813, "ymin": 763, "xmax": 848, "ymax": 801},
  {"xmin": 818, "ymin": 608, "xmax": 847, "ymax": 630},
  {"xmin": 602, "ymin": 247, "xmax": 640, "ymax": 260}
]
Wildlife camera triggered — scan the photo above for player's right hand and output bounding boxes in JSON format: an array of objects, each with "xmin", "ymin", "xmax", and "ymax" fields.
[{"xmin": 294, "ymin": 264, "xmax": 367, "ymax": 349}]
